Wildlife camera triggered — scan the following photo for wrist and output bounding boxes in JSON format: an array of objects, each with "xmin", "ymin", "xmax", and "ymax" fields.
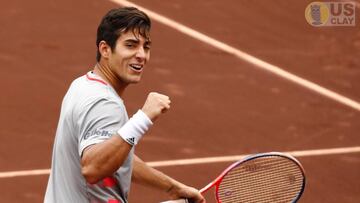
[
  {"xmin": 117, "ymin": 109, "xmax": 153, "ymax": 146},
  {"xmin": 141, "ymin": 107, "xmax": 155, "ymax": 122},
  {"xmin": 166, "ymin": 181, "xmax": 184, "ymax": 197}
]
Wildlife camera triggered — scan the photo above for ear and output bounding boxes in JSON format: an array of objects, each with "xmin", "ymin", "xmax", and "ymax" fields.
[{"xmin": 98, "ymin": 41, "xmax": 112, "ymax": 59}]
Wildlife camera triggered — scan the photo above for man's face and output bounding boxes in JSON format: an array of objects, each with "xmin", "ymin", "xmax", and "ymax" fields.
[{"xmin": 108, "ymin": 30, "xmax": 151, "ymax": 84}]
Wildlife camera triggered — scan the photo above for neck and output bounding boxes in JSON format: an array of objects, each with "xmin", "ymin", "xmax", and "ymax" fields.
[{"xmin": 93, "ymin": 62, "xmax": 128, "ymax": 96}]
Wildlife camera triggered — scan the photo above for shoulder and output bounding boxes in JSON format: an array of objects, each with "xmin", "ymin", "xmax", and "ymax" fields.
[
  {"xmin": 67, "ymin": 72, "xmax": 125, "ymax": 116},
  {"xmin": 71, "ymin": 72, "xmax": 110, "ymax": 95},
  {"xmin": 71, "ymin": 72, "xmax": 121, "ymax": 101}
]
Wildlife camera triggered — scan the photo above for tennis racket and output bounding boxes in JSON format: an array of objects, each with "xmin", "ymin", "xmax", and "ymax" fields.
[{"xmin": 184, "ymin": 152, "xmax": 306, "ymax": 203}]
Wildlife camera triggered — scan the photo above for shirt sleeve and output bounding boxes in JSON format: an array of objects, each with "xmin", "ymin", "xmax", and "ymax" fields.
[{"xmin": 76, "ymin": 98, "xmax": 128, "ymax": 157}]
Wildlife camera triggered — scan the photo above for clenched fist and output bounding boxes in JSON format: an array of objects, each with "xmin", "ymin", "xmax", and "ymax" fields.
[{"xmin": 141, "ymin": 92, "xmax": 171, "ymax": 122}]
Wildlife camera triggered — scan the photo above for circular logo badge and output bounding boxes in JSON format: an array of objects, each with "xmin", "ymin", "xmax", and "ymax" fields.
[{"xmin": 305, "ymin": 2, "xmax": 330, "ymax": 26}]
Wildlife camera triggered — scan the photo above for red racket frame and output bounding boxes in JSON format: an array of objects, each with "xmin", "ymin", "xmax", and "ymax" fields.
[{"xmin": 199, "ymin": 152, "xmax": 306, "ymax": 203}]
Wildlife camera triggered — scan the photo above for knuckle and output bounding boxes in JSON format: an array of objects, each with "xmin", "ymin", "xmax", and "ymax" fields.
[{"xmin": 149, "ymin": 92, "xmax": 157, "ymax": 97}]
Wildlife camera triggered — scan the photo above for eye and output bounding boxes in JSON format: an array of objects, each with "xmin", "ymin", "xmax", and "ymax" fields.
[
  {"xmin": 144, "ymin": 42, "xmax": 151, "ymax": 51},
  {"xmin": 125, "ymin": 44, "xmax": 134, "ymax": 48},
  {"xmin": 125, "ymin": 43, "xmax": 135, "ymax": 48},
  {"xmin": 144, "ymin": 45, "xmax": 151, "ymax": 51}
]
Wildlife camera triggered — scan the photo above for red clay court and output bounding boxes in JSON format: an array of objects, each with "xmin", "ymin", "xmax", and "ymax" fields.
[{"xmin": 0, "ymin": 0, "xmax": 359, "ymax": 202}]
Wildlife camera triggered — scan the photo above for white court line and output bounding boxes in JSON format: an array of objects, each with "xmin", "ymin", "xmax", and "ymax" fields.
[
  {"xmin": 108, "ymin": 0, "xmax": 360, "ymax": 112},
  {"xmin": 0, "ymin": 169, "xmax": 51, "ymax": 179},
  {"xmin": 147, "ymin": 146, "xmax": 360, "ymax": 167},
  {"xmin": 1, "ymin": 146, "xmax": 360, "ymax": 178}
]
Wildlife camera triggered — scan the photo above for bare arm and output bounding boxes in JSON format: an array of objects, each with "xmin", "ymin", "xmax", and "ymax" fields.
[
  {"xmin": 132, "ymin": 155, "xmax": 175, "ymax": 191},
  {"xmin": 81, "ymin": 135, "xmax": 132, "ymax": 184},
  {"xmin": 132, "ymin": 155, "xmax": 205, "ymax": 203}
]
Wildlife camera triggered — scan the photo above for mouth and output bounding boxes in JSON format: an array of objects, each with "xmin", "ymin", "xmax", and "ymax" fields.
[{"xmin": 129, "ymin": 64, "xmax": 144, "ymax": 73}]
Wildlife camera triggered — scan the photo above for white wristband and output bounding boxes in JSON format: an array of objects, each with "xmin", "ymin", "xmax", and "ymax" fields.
[{"xmin": 117, "ymin": 110, "xmax": 153, "ymax": 146}]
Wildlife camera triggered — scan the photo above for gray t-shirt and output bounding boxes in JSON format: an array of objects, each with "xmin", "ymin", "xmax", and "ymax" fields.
[{"xmin": 44, "ymin": 71, "xmax": 134, "ymax": 203}]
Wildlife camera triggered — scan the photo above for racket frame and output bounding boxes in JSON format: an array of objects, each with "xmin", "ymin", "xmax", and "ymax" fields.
[{"xmin": 200, "ymin": 152, "xmax": 306, "ymax": 203}]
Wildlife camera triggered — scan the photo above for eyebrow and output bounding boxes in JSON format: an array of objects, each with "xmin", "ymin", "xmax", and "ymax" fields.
[{"xmin": 124, "ymin": 38, "xmax": 152, "ymax": 46}]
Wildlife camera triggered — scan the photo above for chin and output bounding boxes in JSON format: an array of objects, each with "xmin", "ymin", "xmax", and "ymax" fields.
[{"xmin": 127, "ymin": 76, "xmax": 142, "ymax": 84}]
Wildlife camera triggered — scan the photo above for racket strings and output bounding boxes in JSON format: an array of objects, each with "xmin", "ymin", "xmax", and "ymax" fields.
[
  {"xmin": 221, "ymin": 168, "xmax": 303, "ymax": 190},
  {"xmin": 219, "ymin": 157, "xmax": 303, "ymax": 202},
  {"xmin": 219, "ymin": 177, "xmax": 302, "ymax": 201},
  {"xmin": 217, "ymin": 156, "xmax": 304, "ymax": 203},
  {"xmin": 220, "ymin": 159, "xmax": 302, "ymax": 187},
  {"xmin": 220, "ymin": 176, "xmax": 303, "ymax": 203},
  {"xmin": 220, "ymin": 164, "xmax": 302, "ymax": 200},
  {"xmin": 220, "ymin": 175, "xmax": 303, "ymax": 193}
]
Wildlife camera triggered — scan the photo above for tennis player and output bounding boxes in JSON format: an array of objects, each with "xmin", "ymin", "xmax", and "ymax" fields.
[{"xmin": 44, "ymin": 7, "xmax": 205, "ymax": 203}]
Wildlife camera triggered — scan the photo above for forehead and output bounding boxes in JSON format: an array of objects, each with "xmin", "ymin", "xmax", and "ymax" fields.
[{"xmin": 118, "ymin": 29, "xmax": 151, "ymax": 43}]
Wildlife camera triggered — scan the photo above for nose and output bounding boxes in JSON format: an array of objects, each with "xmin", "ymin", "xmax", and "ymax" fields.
[{"xmin": 135, "ymin": 47, "xmax": 146, "ymax": 61}]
